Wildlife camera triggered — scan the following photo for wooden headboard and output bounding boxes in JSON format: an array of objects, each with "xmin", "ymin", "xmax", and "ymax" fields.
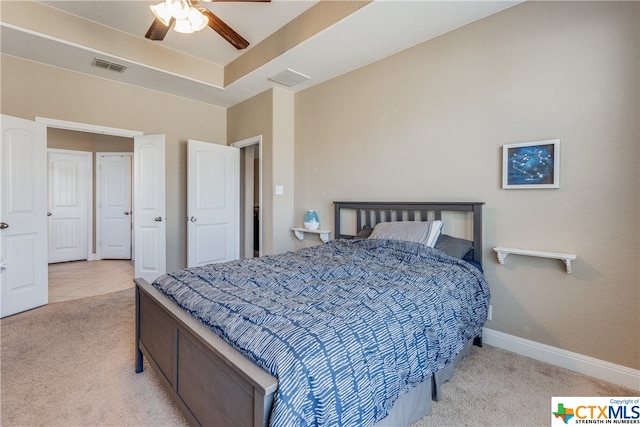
[{"xmin": 333, "ymin": 201, "xmax": 484, "ymax": 264}]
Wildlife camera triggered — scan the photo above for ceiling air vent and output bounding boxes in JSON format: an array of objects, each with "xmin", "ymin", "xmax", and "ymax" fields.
[
  {"xmin": 268, "ymin": 68, "xmax": 309, "ymax": 88},
  {"xmin": 91, "ymin": 58, "xmax": 127, "ymax": 73}
]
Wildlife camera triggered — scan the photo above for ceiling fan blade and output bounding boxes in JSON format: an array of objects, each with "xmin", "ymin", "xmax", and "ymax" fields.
[
  {"xmin": 145, "ymin": 17, "xmax": 175, "ymax": 41},
  {"xmin": 199, "ymin": 8, "xmax": 250, "ymax": 50}
]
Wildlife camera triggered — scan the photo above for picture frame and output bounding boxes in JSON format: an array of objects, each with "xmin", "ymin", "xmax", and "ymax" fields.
[{"xmin": 502, "ymin": 139, "xmax": 560, "ymax": 189}]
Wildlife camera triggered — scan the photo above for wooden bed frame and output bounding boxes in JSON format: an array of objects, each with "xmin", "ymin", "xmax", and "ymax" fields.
[{"xmin": 135, "ymin": 201, "xmax": 484, "ymax": 427}]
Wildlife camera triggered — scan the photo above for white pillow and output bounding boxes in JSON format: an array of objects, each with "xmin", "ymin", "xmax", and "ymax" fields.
[
  {"xmin": 426, "ymin": 220, "xmax": 443, "ymax": 247},
  {"xmin": 368, "ymin": 220, "xmax": 443, "ymax": 248}
]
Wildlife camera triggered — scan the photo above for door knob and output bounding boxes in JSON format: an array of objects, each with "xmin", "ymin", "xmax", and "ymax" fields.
[
  {"xmin": 189, "ymin": 216, "xmax": 197, "ymax": 222},
  {"xmin": 47, "ymin": 212, "xmax": 52, "ymax": 216},
  {"xmin": 124, "ymin": 211, "xmax": 130, "ymax": 215},
  {"xmin": 154, "ymin": 217, "xmax": 163, "ymax": 222},
  {"xmin": 0, "ymin": 222, "xmax": 8, "ymax": 230}
]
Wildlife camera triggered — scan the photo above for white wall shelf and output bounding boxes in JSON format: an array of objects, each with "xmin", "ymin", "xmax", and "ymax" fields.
[
  {"xmin": 292, "ymin": 228, "xmax": 332, "ymax": 243},
  {"xmin": 493, "ymin": 247, "xmax": 577, "ymax": 274}
]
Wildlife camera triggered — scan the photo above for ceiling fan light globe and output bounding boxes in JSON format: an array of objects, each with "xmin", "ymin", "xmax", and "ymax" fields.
[
  {"xmin": 150, "ymin": 2, "xmax": 173, "ymax": 27},
  {"xmin": 173, "ymin": 17, "xmax": 195, "ymax": 34},
  {"xmin": 169, "ymin": 0, "xmax": 190, "ymax": 20},
  {"xmin": 188, "ymin": 8, "xmax": 208, "ymax": 32}
]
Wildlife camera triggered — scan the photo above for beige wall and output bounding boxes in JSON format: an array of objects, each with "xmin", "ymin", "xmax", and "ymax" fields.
[
  {"xmin": 294, "ymin": 1, "xmax": 639, "ymax": 369},
  {"xmin": 48, "ymin": 128, "xmax": 133, "ymax": 153},
  {"xmin": 1, "ymin": 55, "xmax": 227, "ymax": 272},
  {"xmin": 271, "ymin": 88, "xmax": 295, "ymax": 253}
]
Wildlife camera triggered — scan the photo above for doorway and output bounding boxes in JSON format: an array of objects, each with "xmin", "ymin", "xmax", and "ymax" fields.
[
  {"xmin": 232, "ymin": 136, "xmax": 262, "ymax": 259},
  {"xmin": 46, "ymin": 131, "xmax": 134, "ymax": 302},
  {"xmin": 46, "ymin": 128, "xmax": 134, "ymax": 262}
]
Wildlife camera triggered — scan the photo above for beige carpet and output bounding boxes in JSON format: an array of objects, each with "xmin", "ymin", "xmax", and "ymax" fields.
[
  {"xmin": 1, "ymin": 288, "xmax": 187, "ymax": 427},
  {"xmin": 1, "ymin": 288, "xmax": 635, "ymax": 427}
]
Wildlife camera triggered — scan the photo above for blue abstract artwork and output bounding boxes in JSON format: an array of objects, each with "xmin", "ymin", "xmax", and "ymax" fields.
[{"xmin": 506, "ymin": 143, "xmax": 555, "ymax": 186}]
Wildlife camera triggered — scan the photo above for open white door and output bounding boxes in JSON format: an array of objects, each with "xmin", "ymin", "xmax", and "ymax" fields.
[
  {"xmin": 133, "ymin": 135, "xmax": 166, "ymax": 283},
  {"xmin": 187, "ymin": 140, "xmax": 239, "ymax": 267},
  {"xmin": 1, "ymin": 115, "xmax": 48, "ymax": 317}
]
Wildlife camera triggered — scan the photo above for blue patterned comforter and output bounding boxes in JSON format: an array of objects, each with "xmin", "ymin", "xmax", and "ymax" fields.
[{"xmin": 152, "ymin": 239, "xmax": 489, "ymax": 427}]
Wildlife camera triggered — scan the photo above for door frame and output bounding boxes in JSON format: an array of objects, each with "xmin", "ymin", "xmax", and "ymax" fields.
[
  {"xmin": 231, "ymin": 135, "xmax": 262, "ymax": 258},
  {"xmin": 37, "ymin": 117, "xmax": 143, "ymax": 139},
  {"xmin": 95, "ymin": 152, "xmax": 133, "ymax": 260},
  {"xmin": 35, "ymin": 118, "xmax": 148, "ymax": 270},
  {"xmin": 47, "ymin": 148, "xmax": 93, "ymax": 263}
]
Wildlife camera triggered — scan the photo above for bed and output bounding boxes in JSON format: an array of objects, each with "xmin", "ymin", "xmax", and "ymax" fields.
[{"xmin": 134, "ymin": 201, "xmax": 488, "ymax": 427}]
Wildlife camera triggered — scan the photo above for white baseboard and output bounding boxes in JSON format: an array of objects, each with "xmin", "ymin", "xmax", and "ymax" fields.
[{"xmin": 482, "ymin": 327, "xmax": 640, "ymax": 391}]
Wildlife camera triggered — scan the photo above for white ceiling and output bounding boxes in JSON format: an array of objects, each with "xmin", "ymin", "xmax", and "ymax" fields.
[{"xmin": 1, "ymin": 0, "xmax": 521, "ymax": 108}]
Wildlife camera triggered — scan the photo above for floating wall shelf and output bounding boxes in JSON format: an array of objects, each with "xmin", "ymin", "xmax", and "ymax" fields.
[
  {"xmin": 292, "ymin": 228, "xmax": 332, "ymax": 243},
  {"xmin": 493, "ymin": 247, "xmax": 577, "ymax": 274}
]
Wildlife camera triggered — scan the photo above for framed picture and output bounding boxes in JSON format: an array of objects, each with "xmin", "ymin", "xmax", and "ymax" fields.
[{"xmin": 502, "ymin": 139, "xmax": 560, "ymax": 189}]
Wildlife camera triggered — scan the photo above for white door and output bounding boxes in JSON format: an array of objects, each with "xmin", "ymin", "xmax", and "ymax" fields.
[
  {"xmin": 187, "ymin": 140, "xmax": 239, "ymax": 267},
  {"xmin": 98, "ymin": 153, "xmax": 132, "ymax": 259},
  {"xmin": 47, "ymin": 150, "xmax": 90, "ymax": 263},
  {"xmin": 1, "ymin": 115, "xmax": 48, "ymax": 317},
  {"xmin": 133, "ymin": 135, "xmax": 166, "ymax": 283}
]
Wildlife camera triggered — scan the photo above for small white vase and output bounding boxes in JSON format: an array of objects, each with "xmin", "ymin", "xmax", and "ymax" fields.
[{"xmin": 303, "ymin": 210, "xmax": 320, "ymax": 231}]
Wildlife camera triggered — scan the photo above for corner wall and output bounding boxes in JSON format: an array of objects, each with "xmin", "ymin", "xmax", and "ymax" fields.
[
  {"xmin": 293, "ymin": 1, "xmax": 639, "ymax": 369},
  {"xmin": 227, "ymin": 88, "xmax": 295, "ymax": 256}
]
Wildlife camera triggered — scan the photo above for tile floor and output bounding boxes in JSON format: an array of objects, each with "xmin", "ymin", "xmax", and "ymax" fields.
[{"xmin": 48, "ymin": 259, "xmax": 134, "ymax": 303}]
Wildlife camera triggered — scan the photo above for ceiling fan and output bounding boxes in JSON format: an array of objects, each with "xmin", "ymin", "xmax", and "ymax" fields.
[{"xmin": 145, "ymin": 0, "xmax": 269, "ymax": 50}]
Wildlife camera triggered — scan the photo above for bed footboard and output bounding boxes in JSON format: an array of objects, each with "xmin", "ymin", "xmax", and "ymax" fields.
[{"xmin": 135, "ymin": 278, "xmax": 278, "ymax": 427}]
